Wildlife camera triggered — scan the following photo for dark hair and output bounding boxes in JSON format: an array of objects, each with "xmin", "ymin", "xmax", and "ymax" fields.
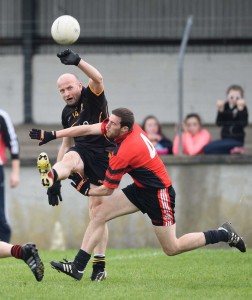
[
  {"xmin": 112, "ymin": 108, "xmax": 135, "ymax": 130},
  {"xmin": 184, "ymin": 113, "xmax": 202, "ymax": 126},
  {"xmin": 141, "ymin": 115, "xmax": 163, "ymax": 135},
  {"xmin": 226, "ymin": 84, "xmax": 244, "ymax": 98}
]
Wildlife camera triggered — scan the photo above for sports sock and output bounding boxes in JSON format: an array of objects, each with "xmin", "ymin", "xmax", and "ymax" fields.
[
  {"xmin": 52, "ymin": 169, "xmax": 58, "ymax": 182},
  {"xmin": 204, "ymin": 229, "xmax": 229, "ymax": 245},
  {"xmin": 93, "ymin": 254, "xmax": 105, "ymax": 269},
  {"xmin": 73, "ymin": 249, "xmax": 91, "ymax": 271},
  {"xmin": 11, "ymin": 245, "xmax": 23, "ymax": 259}
]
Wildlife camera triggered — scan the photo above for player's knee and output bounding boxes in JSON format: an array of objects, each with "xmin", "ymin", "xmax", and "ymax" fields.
[
  {"xmin": 92, "ymin": 207, "xmax": 107, "ymax": 224},
  {"xmin": 162, "ymin": 246, "xmax": 179, "ymax": 256},
  {"xmin": 62, "ymin": 152, "xmax": 76, "ymax": 163},
  {"xmin": 88, "ymin": 198, "xmax": 104, "ymax": 219},
  {"xmin": 90, "ymin": 199, "xmax": 103, "ymax": 209},
  {"xmin": 61, "ymin": 152, "xmax": 82, "ymax": 172}
]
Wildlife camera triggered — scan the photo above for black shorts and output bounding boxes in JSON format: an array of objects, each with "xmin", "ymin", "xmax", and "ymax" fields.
[
  {"xmin": 68, "ymin": 146, "xmax": 109, "ymax": 186},
  {"xmin": 122, "ymin": 183, "xmax": 176, "ymax": 226}
]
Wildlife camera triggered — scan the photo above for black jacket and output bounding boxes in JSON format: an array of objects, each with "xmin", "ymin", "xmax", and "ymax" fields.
[{"xmin": 216, "ymin": 102, "xmax": 248, "ymax": 142}]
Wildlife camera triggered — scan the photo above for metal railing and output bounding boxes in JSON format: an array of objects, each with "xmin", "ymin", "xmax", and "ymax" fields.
[{"xmin": 177, "ymin": 16, "xmax": 193, "ymax": 155}]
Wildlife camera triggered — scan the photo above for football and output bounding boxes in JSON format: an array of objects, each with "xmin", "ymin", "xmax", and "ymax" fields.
[{"xmin": 51, "ymin": 15, "xmax": 80, "ymax": 45}]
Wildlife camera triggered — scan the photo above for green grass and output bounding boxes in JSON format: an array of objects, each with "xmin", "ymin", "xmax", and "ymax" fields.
[{"xmin": 1, "ymin": 248, "xmax": 251, "ymax": 300}]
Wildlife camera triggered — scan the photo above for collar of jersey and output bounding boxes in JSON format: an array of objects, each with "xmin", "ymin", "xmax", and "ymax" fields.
[{"xmin": 114, "ymin": 130, "xmax": 132, "ymax": 144}]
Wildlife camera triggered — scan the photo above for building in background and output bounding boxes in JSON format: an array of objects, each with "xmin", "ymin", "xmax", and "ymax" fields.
[{"xmin": 0, "ymin": 0, "xmax": 251, "ymax": 125}]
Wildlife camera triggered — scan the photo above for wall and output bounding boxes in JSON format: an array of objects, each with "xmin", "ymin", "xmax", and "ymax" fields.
[
  {"xmin": 1, "ymin": 53, "xmax": 252, "ymax": 125},
  {"xmin": 0, "ymin": 56, "xmax": 23, "ymax": 123},
  {"xmin": 5, "ymin": 160, "xmax": 252, "ymax": 250}
]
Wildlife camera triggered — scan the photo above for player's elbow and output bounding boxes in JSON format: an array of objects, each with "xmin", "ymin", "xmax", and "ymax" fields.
[
  {"xmin": 94, "ymin": 74, "xmax": 103, "ymax": 85},
  {"xmin": 98, "ymin": 74, "xmax": 103, "ymax": 83}
]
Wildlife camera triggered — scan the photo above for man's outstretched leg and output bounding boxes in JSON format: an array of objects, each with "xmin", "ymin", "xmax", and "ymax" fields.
[
  {"xmin": 0, "ymin": 241, "xmax": 44, "ymax": 281},
  {"xmin": 154, "ymin": 222, "xmax": 246, "ymax": 256}
]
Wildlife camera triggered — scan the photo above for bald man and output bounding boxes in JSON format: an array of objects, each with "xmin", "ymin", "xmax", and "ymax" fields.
[{"xmin": 36, "ymin": 49, "xmax": 114, "ymax": 281}]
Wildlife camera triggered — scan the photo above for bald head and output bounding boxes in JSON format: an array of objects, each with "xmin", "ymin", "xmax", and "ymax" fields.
[
  {"xmin": 57, "ymin": 73, "xmax": 83, "ymax": 106},
  {"xmin": 57, "ymin": 73, "xmax": 80, "ymax": 86}
]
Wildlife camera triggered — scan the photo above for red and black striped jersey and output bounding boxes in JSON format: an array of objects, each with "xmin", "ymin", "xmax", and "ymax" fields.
[
  {"xmin": 102, "ymin": 121, "xmax": 172, "ymax": 189},
  {"xmin": 0, "ymin": 109, "xmax": 19, "ymax": 165},
  {"xmin": 62, "ymin": 85, "xmax": 114, "ymax": 152}
]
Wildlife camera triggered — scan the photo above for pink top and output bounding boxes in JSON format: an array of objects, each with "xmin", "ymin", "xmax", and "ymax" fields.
[{"xmin": 173, "ymin": 129, "xmax": 211, "ymax": 155}]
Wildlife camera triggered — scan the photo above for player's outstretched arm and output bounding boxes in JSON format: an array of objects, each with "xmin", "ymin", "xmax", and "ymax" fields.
[
  {"xmin": 29, "ymin": 123, "xmax": 102, "ymax": 145},
  {"xmin": 57, "ymin": 123, "xmax": 102, "ymax": 138},
  {"xmin": 57, "ymin": 49, "xmax": 103, "ymax": 94},
  {"xmin": 78, "ymin": 59, "xmax": 104, "ymax": 94}
]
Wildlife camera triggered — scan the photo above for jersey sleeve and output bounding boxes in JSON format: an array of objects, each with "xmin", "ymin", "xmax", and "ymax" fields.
[
  {"xmin": 86, "ymin": 84, "xmax": 107, "ymax": 110},
  {"xmin": 103, "ymin": 155, "xmax": 128, "ymax": 189}
]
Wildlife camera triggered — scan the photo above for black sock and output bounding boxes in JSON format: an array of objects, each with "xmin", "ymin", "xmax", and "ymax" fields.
[
  {"xmin": 204, "ymin": 229, "xmax": 229, "ymax": 245},
  {"xmin": 73, "ymin": 249, "xmax": 91, "ymax": 272},
  {"xmin": 52, "ymin": 169, "xmax": 58, "ymax": 182},
  {"xmin": 93, "ymin": 255, "xmax": 105, "ymax": 269}
]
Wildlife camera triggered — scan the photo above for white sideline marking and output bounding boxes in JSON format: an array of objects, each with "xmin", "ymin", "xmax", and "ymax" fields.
[{"xmin": 109, "ymin": 251, "xmax": 163, "ymax": 261}]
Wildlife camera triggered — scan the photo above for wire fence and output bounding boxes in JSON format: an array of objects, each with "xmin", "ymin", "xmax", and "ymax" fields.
[{"xmin": 1, "ymin": 0, "xmax": 252, "ymax": 54}]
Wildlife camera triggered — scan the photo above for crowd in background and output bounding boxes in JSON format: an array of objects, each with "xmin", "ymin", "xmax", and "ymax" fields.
[{"xmin": 142, "ymin": 84, "xmax": 249, "ymax": 156}]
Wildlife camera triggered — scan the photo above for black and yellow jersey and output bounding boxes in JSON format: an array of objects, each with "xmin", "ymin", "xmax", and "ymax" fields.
[{"xmin": 61, "ymin": 85, "xmax": 114, "ymax": 152}]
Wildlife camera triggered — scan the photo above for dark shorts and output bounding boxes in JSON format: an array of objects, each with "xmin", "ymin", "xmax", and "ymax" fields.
[
  {"xmin": 122, "ymin": 183, "xmax": 176, "ymax": 226},
  {"xmin": 68, "ymin": 146, "xmax": 109, "ymax": 186}
]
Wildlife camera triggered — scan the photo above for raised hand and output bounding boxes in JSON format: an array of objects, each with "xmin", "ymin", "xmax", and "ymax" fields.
[{"xmin": 57, "ymin": 49, "xmax": 81, "ymax": 66}]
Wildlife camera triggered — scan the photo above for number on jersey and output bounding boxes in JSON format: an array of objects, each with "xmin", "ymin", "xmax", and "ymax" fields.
[{"xmin": 140, "ymin": 133, "xmax": 156, "ymax": 158}]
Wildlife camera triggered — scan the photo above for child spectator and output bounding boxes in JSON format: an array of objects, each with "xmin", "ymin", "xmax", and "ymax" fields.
[
  {"xmin": 141, "ymin": 115, "xmax": 173, "ymax": 155},
  {"xmin": 173, "ymin": 113, "xmax": 211, "ymax": 155},
  {"xmin": 203, "ymin": 84, "xmax": 249, "ymax": 154}
]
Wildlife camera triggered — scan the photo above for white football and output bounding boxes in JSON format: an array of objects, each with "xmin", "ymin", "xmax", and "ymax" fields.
[{"xmin": 51, "ymin": 15, "xmax": 80, "ymax": 45}]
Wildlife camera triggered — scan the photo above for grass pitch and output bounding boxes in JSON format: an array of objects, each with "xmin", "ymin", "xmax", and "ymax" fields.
[{"xmin": 0, "ymin": 248, "xmax": 251, "ymax": 300}]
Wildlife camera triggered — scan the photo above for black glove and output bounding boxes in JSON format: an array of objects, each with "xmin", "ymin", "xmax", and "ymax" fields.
[
  {"xmin": 47, "ymin": 181, "xmax": 63, "ymax": 206},
  {"xmin": 69, "ymin": 172, "xmax": 90, "ymax": 196},
  {"xmin": 29, "ymin": 129, "xmax": 56, "ymax": 146},
  {"xmin": 57, "ymin": 49, "xmax": 81, "ymax": 66}
]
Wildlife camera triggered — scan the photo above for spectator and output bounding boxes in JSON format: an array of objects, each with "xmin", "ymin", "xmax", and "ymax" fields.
[
  {"xmin": 173, "ymin": 113, "xmax": 211, "ymax": 155},
  {"xmin": 203, "ymin": 85, "xmax": 249, "ymax": 154},
  {"xmin": 141, "ymin": 115, "xmax": 173, "ymax": 155},
  {"xmin": 0, "ymin": 109, "xmax": 20, "ymax": 242}
]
